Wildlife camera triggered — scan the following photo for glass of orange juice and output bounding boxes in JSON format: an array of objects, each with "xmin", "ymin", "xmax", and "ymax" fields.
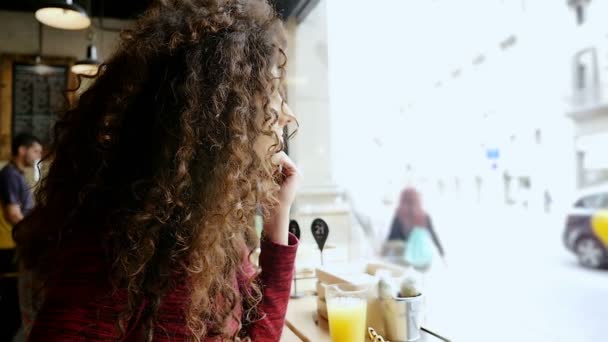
[{"xmin": 326, "ymin": 283, "xmax": 369, "ymax": 342}]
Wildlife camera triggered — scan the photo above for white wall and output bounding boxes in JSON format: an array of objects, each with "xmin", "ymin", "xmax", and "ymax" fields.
[
  {"xmin": 286, "ymin": 3, "xmax": 333, "ymax": 190},
  {"xmin": 326, "ymin": 0, "xmax": 406, "ymax": 232},
  {"xmin": 0, "ymin": 10, "xmax": 129, "ymax": 62}
]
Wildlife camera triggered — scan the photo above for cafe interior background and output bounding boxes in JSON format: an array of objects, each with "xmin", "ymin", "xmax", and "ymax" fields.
[{"xmin": 0, "ymin": 0, "xmax": 607, "ymax": 341}]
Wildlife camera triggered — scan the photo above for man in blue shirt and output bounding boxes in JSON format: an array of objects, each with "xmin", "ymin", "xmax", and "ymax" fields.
[{"xmin": 0, "ymin": 133, "xmax": 41, "ymax": 341}]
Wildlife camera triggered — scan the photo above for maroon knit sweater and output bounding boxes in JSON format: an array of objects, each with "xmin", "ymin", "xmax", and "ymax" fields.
[{"xmin": 27, "ymin": 233, "xmax": 298, "ymax": 341}]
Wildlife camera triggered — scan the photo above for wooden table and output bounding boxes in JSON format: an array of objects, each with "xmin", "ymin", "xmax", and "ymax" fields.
[
  {"xmin": 281, "ymin": 323, "xmax": 304, "ymax": 342},
  {"xmin": 284, "ymin": 296, "xmax": 330, "ymax": 342},
  {"xmin": 284, "ymin": 296, "xmax": 449, "ymax": 342}
]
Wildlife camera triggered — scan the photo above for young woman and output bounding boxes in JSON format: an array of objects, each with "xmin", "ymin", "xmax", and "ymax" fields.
[
  {"xmin": 387, "ymin": 188, "xmax": 445, "ymax": 258},
  {"xmin": 14, "ymin": 0, "xmax": 299, "ymax": 341}
]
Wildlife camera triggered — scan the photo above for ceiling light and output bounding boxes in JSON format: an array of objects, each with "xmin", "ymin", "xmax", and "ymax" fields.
[
  {"xmin": 35, "ymin": 0, "xmax": 91, "ymax": 30},
  {"xmin": 71, "ymin": 44, "xmax": 99, "ymax": 76}
]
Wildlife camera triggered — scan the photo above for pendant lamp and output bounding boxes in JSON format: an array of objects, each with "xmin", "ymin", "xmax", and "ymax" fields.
[{"xmin": 35, "ymin": 0, "xmax": 91, "ymax": 30}]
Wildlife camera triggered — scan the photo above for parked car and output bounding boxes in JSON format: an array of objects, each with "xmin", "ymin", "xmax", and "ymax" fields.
[{"xmin": 563, "ymin": 185, "xmax": 608, "ymax": 268}]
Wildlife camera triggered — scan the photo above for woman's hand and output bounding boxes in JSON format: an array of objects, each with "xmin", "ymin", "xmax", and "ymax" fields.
[{"xmin": 264, "ymin": 152, "xmax": 301, "ymax": 245}]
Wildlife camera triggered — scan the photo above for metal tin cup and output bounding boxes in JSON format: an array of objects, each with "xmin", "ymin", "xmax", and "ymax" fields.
[{"xmin": 380, "ymin": 294, "xmax": 423, "ymax": 342}]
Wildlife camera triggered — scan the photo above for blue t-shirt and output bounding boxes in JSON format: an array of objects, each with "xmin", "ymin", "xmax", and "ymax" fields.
[
  {"xmin": 0, "ymin": 163, "xmax": 33, "ymax": 248},
  {"xmin": 0, "ymin": 163, "xmax": 33, "ymax": 213}
]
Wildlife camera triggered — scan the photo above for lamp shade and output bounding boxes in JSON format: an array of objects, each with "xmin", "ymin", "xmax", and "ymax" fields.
[
  {"xmin": 71, "ymin": 44, "xmax": 99, "ymax": 76},
  {"xmin": 35, "ymin": 0, "xmax": 91, "ymax": 30}
]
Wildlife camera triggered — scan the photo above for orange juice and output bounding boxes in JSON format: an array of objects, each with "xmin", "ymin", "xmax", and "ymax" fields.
[{"xmin": 327, "ymin": 297, "xmax": 367, "ymax": 342}]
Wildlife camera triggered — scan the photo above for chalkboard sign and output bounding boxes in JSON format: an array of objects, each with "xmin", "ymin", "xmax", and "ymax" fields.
[
  {"xmin": 289, "ymin": 219, "xmax": 301, "ymax": 240},
  {"xmin": 311, "ymin": 218, "xmax": 329, "ymax": 251},
  {"xmin": 12, "ymin": 63, "xmax": 67, "ymax": 146}
]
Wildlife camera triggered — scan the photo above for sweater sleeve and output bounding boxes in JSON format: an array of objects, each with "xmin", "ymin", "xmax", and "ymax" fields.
[
  {"xmin": 26, "ymin": 246, "xmax": 135, "ymax": 341},
  {"xmin": 246, "ymin": 233, "xmax": 298, "ymax": 341}
]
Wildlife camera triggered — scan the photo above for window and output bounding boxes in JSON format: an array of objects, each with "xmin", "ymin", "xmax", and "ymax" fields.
[
  {"xmin": 600, "ymin": 194, "xmax": 608, "ymax": 209},
  {"xmin": 574, "ymin": 193, "xmax": 608, "ymax": 209}
]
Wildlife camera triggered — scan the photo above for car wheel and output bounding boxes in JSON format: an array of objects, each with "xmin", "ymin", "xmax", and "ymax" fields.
[{"xmin": 575, "ymin": 237, "xmax": 606, "ymax": 268}]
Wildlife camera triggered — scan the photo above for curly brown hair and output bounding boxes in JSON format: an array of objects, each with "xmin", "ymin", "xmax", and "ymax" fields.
[{"xmin": 14, "ymin": 0, "xmax": 290, "ymax": 340}]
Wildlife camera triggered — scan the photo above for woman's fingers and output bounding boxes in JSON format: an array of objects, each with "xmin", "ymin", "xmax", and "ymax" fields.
[
  {"xmin": 270, "ymin": 151, "xmax": 300, "ymax": 207},
  {"xmin": 271, "ymin": 151, "xmax": 299, "ymax": 178}
]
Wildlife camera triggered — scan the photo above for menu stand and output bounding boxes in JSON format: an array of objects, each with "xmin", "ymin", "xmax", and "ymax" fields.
[
  {"xmin": 311, "ymin": 218, "xmax": 329, "ymax": 266},
  {"xmin": 289, "ymin": 220, "xmax": 304, "ymax": 299}
]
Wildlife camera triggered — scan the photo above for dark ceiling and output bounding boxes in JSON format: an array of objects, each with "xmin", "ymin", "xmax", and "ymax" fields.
[{"xmin": 0, "ymin": 0, "xmax": 314, "ymax": 21}]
